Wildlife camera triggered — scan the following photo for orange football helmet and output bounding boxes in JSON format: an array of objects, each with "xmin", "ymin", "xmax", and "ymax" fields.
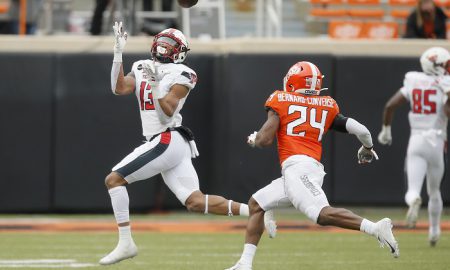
[{"xmin": 283, "ymin": 61, "xmax": 328, "ymax": 95}]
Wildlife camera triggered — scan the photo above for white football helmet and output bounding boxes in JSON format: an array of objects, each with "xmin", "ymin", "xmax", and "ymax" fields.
[
  {"xmin": 151, "ymin": 28, "xmax": 189, "ymax": 64},
  {"xmin": 420, "ymin": 47, "xmax": 450, "ymax": 76}
]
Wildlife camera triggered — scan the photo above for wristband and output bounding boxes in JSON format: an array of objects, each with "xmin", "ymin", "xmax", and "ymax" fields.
[{"xmin": 113, "ymin": 52, "xmax": 122, "ymax": 63}]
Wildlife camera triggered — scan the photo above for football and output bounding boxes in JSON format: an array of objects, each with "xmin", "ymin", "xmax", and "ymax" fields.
[{"xmin": 177, "ymin": 0, "xmax": 198, "ymax": 8}]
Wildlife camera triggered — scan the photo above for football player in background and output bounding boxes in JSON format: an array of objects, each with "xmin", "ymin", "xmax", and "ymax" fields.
[
  {"xmin": 226, "ymin": 61, "xmax": 399, "ymax": 270},
  {"xmin": 99, "ymin": 22, "xmax": 275, "ymax": 265},
  {"xmin": 378, "ymin": 47, "xmax": 450, "ymax": 246}
]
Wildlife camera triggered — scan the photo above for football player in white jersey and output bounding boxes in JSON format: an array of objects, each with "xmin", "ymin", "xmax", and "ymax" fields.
[
  {"xmin": 99, "ymin": 22, "xmax": 274, "ymax": 265},
  {"xmin": 378, "ymin": 47, "xmax": 450, "ymax": 246}
]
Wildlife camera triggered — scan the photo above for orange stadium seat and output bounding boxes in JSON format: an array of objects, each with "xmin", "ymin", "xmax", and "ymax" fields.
[
  {"xmin": 0, "ymin": 3, "xmax": 9, "ymax": 13},
  {"xmin": 310, "ymin": 8, "xmax": 348, "ymax": 17},
  {"xmin": 347, "ymin": 0, "xmax": 381, "ymax": 5},
  {"xmin": 388, "ymin": 0, "xmax": 417, "ymax": 6},
  {"xmin": 309, "ymin": 0, "xmax": 347, "ymax": 19},
  {"xmin": 388, "ymin": 0, "xmax": 416, "ymax": 19},
  {"xmin": 434, "ymin": 0, "xmax": 450, "ymax": 7},
  {"xmin": 310, "ymin": 0, "xmax": 345, "ymax": 5},
  {"xmin": 445, "ymin": 9, "xmax": 450, "ymax": 17},
  {"xmin": 346, "ymin": 0, "xmax": 385, "ymax": 19},
  {"xmin": 348, "ymin": 9, "xmax": 385, "ymax": 18},
  {"xmin": 360, "ymin": 21, "xmax": 399, "ymax": 38},
  {"xmin": 328, "ymin": 20, "xmax": 364, "ymax": 38},
  {"xmin": 390, "ymin": 9, "xmax": 410, "ymax": 18}
]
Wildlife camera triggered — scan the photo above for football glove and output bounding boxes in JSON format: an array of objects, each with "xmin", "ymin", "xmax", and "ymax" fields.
[
  {"xmin": 113, "ymin": 21, "xmax": 127, "ymax": 62},
  {"xmin": 247, "ymin": 131, "xmax": 257, "ymax": 147},
  {"xmin": 142, "ymin": 60, "xmax": 157, "ymax": 75},
  {"xmin": 377, "ymin": 125, "xmax": 392, "ymax": 145},
  {"xmin": 142, "ymin": 60, "xmax": 163, "ymax": 99},
  {"xmin": 357, "ymin": 146, "xmax": 379, "ymax": 164}
]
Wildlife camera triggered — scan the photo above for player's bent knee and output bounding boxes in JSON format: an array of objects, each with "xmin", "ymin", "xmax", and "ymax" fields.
[
  {"xmin": 105, "ymin": 172, "xmax": 127, "ymax": 189},
  {"xmin": 316, "ymin": 206, "xmax": 333, "ymax": 226},
  {"xmin": 248, "ymin": 197, "xmax": 263, "ymax": 215},
  {"xmin": 185, "ymin": 191, "xmax": 205, "ymax": 213}
]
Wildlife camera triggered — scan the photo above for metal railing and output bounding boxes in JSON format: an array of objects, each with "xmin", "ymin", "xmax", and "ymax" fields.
[{"xmin": 256, "ymin": 0, "xmax": 283, "ymax": 37}]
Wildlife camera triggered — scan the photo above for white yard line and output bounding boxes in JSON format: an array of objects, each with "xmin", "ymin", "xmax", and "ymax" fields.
[{"xmin": 0, "ymin": 259, "xmax": 97, "ymax": 268}]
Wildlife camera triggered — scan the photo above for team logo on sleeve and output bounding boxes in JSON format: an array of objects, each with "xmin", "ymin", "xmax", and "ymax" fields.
[
  {"xmin": 267, "ymin": 93, "xmax": 276, "ymax": 102},
  {"xmin": 181, "ymin": 71, "xmax": 198, "ymax": 84}
]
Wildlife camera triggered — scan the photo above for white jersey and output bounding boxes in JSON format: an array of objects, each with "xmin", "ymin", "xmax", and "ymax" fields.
[
  {"xmin": 131, "ymin": 60, "xmax": 197, "ymax": 138},
  {"xmin": 400, "ymin": 71, "xmax": 449, "ymax": 139}
]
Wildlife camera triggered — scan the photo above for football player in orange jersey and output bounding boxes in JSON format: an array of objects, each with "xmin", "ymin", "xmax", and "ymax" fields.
[{"xmin": 225, "ymin": 61, "xmax": 399, "ymax": 270}]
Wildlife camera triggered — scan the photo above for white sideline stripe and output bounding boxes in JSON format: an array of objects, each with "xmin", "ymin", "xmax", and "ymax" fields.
[
  {"xmin": 0, "ymin": 264, "xmax": 96, "ymax": 268},
  {"xmin": 0, "ymin": 259, "xmax": 76, "ymax": 264},
  {"xmin": 0, "ymin": 259, "xmax": 97, "ymax": 268}
]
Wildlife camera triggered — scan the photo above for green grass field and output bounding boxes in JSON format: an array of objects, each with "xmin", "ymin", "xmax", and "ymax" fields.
[{"xmin": 0, "ymin": 207, "xmax": 449, "ymax": 270}]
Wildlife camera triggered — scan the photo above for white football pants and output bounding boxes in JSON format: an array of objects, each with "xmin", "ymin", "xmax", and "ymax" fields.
[
  {"xmin": 112, "ymin": 130, "xmax": 200, "ymax": 205},
  {"xmin": 405, "ymin": 133, "xmax": 445, "ymax": 231},
  {"xmin": 253, "ymin": 155, "xmax": 329, "ymax": 223}
]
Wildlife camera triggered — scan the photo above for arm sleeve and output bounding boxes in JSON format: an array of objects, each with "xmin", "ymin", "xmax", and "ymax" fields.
[
  {"xmin": 111, "ymin": 62, "xmax": 121, "ymax": 95},
  {"xmin": 329, "ymin": 113, "xmax": 348, "ymax": 133},
  {"xmin": 346, "ymin": 118, "xmax": 373, "ymax": 148}
]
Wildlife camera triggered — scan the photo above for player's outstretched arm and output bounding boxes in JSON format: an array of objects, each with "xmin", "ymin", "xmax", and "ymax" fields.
[
  {"xmin": 248, "ymin": 110, "xmax": 279, "ymax": 148},
  {"xmin": 378, "ymin": 91, "xmax": 407, "ymax": 145},
  {"xmin": 345, "ymin": 118, "xmax": 379, "ymax": 164},
  {"xmin": 330, "ymin": 114, "xmax": 378, "ymax": 164},
  {"xmin": 111, "ymin": 21, "xmax": 135, "ymax": 95}
]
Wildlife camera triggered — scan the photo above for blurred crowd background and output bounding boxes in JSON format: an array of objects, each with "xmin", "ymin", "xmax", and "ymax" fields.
[{"xmin": 0, "ymin": 0, "xmax": 448, "ymax": 39}]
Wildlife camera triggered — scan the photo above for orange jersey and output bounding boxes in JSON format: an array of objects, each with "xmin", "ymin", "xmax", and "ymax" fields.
[{"xmin": 265, "ymin": 90, "xmax": 340, "ymax": 164}]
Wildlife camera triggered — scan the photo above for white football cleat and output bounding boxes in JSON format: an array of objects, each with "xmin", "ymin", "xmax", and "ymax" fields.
[
  {"xmin": 429, "ymin": 227, "xmax": 441, "ymax": 247},
  {"xmin": 264, "ymin": 210, "xmax": 277, "ymax": 238},
  {"xmin": 99, "ymin": 240, "xmax": 138, "ymax": 265},
  {"xmin": 406, "ymin": 198, "xmax": 421, "ymax": 229},
  {"xmin": 224, "ymin": 262, "xmax": 252, "ymax": 270},
  {"xmin": 374, "ymin": 218, "xmax": 400, "ymax": 258}
]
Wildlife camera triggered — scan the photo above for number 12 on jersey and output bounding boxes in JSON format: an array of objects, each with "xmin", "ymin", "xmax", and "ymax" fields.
[
  {"xmin": 139, "ymin": 81, "xmax": 155, "ymax": 111},
  {"xmin": 286, "ymin": 105, "xmax": 328, "ymax": 141}
]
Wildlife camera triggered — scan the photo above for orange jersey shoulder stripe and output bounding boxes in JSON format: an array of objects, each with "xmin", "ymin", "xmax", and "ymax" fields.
[{"xmin": 265, "ymin": 90, "xmax": 340, "ymax": 164}]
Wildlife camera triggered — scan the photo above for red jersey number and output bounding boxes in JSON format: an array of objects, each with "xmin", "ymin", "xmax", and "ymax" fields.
[
  {"xmin": 139, "ymin": 81, "xmax": 155, "ymax": 111},
  {"xmin": 412, "ymin": 89, "xmax": 436, "ymax": 114},
  {"xmin": 286, "ymin": 105, "xmax": 328, "ymax": 141}
]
